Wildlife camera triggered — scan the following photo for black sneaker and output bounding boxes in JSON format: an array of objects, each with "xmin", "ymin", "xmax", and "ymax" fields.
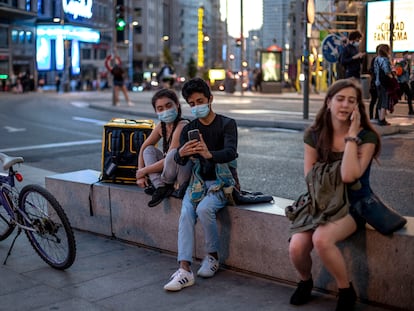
[
  {"xmin": 144, "ymin": 184, "xmax": 155, "ymax": 196},
  {"xmin": 336, "ymin": 282, "xmax": 357, "ymax": 311},
  {"xmin": 290, "ymin": 278, "xmax": 313, "ymax": 305},
  {"xmin": 148, "ymin": 185, "xmax": 174, "ymax": 207},
  {"xmin": 378, "ymin": 119, "xmax": 390, "ymax": 126}
]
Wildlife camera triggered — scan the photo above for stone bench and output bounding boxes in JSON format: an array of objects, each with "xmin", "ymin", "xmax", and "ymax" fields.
[{"xmin": 46, "ymin": 169, "xmax": 414, "ymax": 310}]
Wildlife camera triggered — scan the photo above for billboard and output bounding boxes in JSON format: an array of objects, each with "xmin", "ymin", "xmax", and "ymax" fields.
[
  {"xmin": 366, "ymin": 0, "xmax": 414, "ymax": 53},
  {"xmin": 261, "ymin": 51, "xmax": 281, "ymax": 82}
]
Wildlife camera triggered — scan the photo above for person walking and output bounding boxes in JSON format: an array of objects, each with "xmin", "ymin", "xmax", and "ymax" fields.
[
  {"xmin": 287, "ymin": 79, "xmax": 381, "ymax": 311},
  {"xmin": 136, "ymin": 88, "xmax": 191, "ymax": 207},
  {"xmin": 163, "ymin": 77, "xmax": 239, "ymax": 291},
  {"xmin": 340, "ymin": 31, "xmax": 365, "ymax": 80},
  {"xmin": 105, "ymin": 55, "xmax": 133, "ymax": 106},
  {"xmin": 368, "ymin": 45, "xmax": 381, "ymax": 121},
  {"xmin": 396, "ymin": 51, "xmax": 414, "ymax": 115},
  {"xmin": 374, "ymin": 44, "xmax": 394, "ymax": 126}
]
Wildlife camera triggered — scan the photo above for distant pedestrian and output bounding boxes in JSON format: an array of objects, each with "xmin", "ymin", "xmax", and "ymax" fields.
[
  {"xmin": 374, "ymin": 44, "xmax": 394, "ymax": 126},
  {"xmin": 253, "ymin": 68, "xmax": 263, "ymax": 92},
  {"xmin": 105, "ymin": 55, "xmax": 133, "ymax": 106},
  {"xmin": 55, "ymin": 75, "xmax": 61, "ymax": 93},
  {"xmin": 395, "ymin": 51, "xmax": 414, "ymax": 115},
  {"xmin": 158, "ymin": 63, "xmax": 176, "ymax": 89},
  {"xmin": 340, "ymin": 31, "xmax": 365, "ymax": 80},
  {"xmin": 368, "ymin": 45, "xmax": 381, "ymax": 120}
]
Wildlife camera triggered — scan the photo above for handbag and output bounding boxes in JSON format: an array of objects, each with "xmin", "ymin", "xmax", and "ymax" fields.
[{"xmin": 354, "ymin": 193, "xmax": 407, "ymax": 235}]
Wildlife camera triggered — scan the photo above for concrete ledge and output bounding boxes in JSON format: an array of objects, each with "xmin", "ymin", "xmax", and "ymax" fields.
[{"xmin": 46, "ymin": 170, "xmax": 414, "ymax": 310}]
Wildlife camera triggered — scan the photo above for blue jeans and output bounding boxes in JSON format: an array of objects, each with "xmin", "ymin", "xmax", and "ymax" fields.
[{"xmin": 177, "ymin": 180, "xmax": 228, "ymax": 263}]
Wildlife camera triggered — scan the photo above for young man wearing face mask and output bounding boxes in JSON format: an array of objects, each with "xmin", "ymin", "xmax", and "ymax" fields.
[
  {"xmin": 340, "ymin": 30, "xmax": 365, "ymax": 80},
  {"xmin": 163, "ymin": 77, "xmax": 239, "ymax": 291}
]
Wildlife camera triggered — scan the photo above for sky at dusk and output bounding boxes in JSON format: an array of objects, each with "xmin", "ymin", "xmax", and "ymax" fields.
[{"xmin": 220, "ymin": 0, "xmax": 263, "ymax": 38}]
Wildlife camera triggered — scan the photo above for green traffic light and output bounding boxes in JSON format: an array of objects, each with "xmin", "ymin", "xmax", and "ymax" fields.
[{"xmin": 116, "ymin": 18, "xmax": 126, "ymax": 31}]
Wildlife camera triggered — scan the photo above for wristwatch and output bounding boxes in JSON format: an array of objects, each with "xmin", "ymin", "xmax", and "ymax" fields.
[{"xmin": 344, "ymin": 136, "xmax": 362, "ymax": 145}]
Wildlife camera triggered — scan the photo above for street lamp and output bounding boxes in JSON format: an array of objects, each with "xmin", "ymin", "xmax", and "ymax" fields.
[{"xmin": 128, "ymin": 20, "xmax": 139, "ymax": 87}]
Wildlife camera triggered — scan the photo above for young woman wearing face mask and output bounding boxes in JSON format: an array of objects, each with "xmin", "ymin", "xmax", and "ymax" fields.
[
  {"xmin": 341, "ymin": 30, "xmax": 365, "ymax": 80},
  {"xmin": 136, "ymin": 88, "xmax": 191, "ymax": 207}
]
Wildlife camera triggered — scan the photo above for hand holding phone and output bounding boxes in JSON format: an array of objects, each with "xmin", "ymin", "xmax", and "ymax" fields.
[{"xmin": 188, "ymin": 129, "xmax": 200, "ymax": 141}]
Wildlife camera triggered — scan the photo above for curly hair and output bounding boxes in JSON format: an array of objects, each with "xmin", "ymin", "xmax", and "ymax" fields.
[{"xmin": 181, "ymin": 77, "xmax": 211, "ymax": 102}]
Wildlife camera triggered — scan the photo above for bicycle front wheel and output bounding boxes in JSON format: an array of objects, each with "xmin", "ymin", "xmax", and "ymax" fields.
[{"xmin": 18, "ymin": 184, "xmax": 76, "ymax": 270}]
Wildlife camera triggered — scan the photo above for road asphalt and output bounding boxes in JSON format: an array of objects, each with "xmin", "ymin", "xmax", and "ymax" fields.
[{"xmin": 1, "ymin": 89, "xmax": 411, "ymax": 310}]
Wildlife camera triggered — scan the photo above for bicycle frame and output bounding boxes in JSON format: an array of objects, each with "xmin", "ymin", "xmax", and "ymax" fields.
[{"xmin": 0, "ymin": 169, "xmax": 38, "ymax": 232}]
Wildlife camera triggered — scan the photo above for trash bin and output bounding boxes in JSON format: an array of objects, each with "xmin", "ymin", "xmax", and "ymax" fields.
[{"xmin": 360, "ymin": 74, "xmax": 371, "ymax": 100}]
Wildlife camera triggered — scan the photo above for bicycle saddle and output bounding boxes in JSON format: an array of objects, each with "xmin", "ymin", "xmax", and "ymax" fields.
[{"xmin": 0, "ymin": 153, "xmax": 24, "ymax": 170}]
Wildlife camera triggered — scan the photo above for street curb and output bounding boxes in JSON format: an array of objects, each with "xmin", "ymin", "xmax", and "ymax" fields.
[{"xmin": 89, "ymin": 103, "xmax": 406, "ymax": 135}]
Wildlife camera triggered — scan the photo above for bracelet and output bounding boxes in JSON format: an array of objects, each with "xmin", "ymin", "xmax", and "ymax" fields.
[{"xmin": 344, "ymin": 136, "xmax": 362, "ymax": 145}]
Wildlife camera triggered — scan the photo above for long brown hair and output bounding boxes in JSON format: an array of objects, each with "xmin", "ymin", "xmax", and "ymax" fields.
[{"xmin": 306, "ymin": 78, "xmax": 381, "ymax": 162}]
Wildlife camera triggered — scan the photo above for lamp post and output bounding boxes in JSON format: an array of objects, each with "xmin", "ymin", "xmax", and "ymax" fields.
[
  {"xmin": 128, "ymin": 20, "xmax": 138, "ymax": 87},
  {"xmin": 240, "ymin": 0, "xmax": 244, "ymax": 96}
]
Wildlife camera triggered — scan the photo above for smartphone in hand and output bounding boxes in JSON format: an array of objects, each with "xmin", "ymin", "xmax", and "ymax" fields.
[{"xmin": 188, "ymin": 129, "xmax": 200, "ymax": 141}]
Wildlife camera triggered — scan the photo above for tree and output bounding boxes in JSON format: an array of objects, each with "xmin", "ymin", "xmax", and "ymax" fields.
[
  {"xmin": 163, "ymin": 46, "xmax": 174, "ymax": 67},
  {"xmin": 187, "ymin": 57, "xmax": 197, "ymax": 79}
]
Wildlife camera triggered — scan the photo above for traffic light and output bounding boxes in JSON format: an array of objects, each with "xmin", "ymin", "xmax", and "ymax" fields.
[{"xmin": 115, "ymin": 5, "xmax": 126, "ymax": 31}]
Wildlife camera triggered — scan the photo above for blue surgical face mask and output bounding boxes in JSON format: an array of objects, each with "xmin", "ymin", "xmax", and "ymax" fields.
[
  {"xmin": 191, "ymin": 103, "xmax": 210, "ymax": 118},
  {"xmin": 157, "ymin": 107, "xmax": 178, "ymax": 123},
  {"xmin": 353, "ymin": 41, "xmax": 360, "ymax": 48}
]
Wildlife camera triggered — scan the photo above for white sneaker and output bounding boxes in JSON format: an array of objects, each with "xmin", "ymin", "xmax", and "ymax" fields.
[
  {"xmin": 197, "ymin": 255, "xmax": 219, "ymax": 278},
  {"xmin": 163, "ymin": 268, "xmax": 195, "ymax": 291}
]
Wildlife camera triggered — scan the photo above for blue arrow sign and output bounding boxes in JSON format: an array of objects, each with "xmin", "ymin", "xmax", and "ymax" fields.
[{"xmin": 322, "ymin": 34, "xmax": 343, "ymax": 63}]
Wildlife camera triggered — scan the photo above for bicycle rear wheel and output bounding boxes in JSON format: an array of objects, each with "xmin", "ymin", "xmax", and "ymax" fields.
[
  {"xmin": 18, "ymin": 184, "xmax": 76, "ymax": 270},
  {"xmin": 0, "ymin": 189, "xmax": 16, "ymax": 241}
]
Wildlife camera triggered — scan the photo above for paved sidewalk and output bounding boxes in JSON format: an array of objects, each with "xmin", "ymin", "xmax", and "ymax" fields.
[{"xmin": 0, "ymin": 225, "xmax": 392, "ymax": 311}]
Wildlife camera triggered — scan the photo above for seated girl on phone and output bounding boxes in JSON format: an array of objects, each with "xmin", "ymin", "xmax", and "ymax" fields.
[{"xmin": 136, "ymin": 88, "xmax": 192, "ymax": 207}]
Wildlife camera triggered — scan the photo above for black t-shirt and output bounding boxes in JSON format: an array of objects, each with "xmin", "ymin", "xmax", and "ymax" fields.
[
  {"xmin": 111, "ymin": 65, "xmax": 124, "ymax": 82},
  {"xmin": 177, "ymin": 114, "xmax": 238, "ymax": 180}
]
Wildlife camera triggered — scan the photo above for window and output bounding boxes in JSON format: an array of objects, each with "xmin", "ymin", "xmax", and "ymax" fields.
[
  {"xmin": 26, "ymin": 31, "xmax": 32, "ymax": 44},
  {"xmin": 11, "ymin": 30, "xmax": 18, "ymax": 43},
  {"xmin": 37, "ymin": 0, "xmax": 44, "ymax": 14},
  {"xmin": 0, "ymin": 28, "xmax": 8, "ymax": 48},
  {"xmin": 26, "ymin": 0, "xmax": 31, "ymax": 11},
  {"xmin": 19, "ymin": 31, "xmax": 25, "ymax": 43},
  {"xmin": 99, "ymin": 49, "xmax": 106, "ymax": 60},
  {"xmin": 82, "ymin": 49, "xmax": 91, "ymax": 60}
]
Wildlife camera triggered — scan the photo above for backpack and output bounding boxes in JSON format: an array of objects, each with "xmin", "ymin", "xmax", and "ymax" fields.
[{"xmin": 395, "ymin": 62, "xmax": 404, "ymax": 77}]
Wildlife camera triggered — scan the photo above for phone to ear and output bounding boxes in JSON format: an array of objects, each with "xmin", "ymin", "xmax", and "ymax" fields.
[{"xmin": 188, "ymin": 129, "xmax": 200, "ymax": 141}]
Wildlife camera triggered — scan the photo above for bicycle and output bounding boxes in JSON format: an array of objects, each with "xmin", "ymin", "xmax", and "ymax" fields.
[{"xmin": 0, "ymin": 152, "xmax": 76, "ymax": 270}]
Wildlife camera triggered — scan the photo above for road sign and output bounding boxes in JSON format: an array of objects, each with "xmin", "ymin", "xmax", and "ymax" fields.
[{"xmin": 322, "ymin": 34, "xmax": 343, "ymax": 63}]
